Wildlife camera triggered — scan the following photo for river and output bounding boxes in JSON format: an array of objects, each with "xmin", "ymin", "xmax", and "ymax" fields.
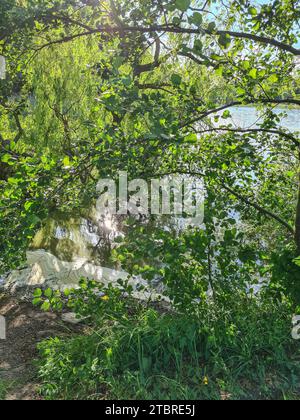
[{"xmin": 225, "ymin": 106, "xmax": 299, "ymax": 132}]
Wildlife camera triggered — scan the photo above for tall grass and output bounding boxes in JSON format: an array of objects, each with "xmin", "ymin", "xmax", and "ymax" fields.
[
  {"xmin": 37, "ymin": 291, "xmax": 300, "ymax": 400},
  {"xmin": 0, "ymin": 380, "xmax": 8, "ymax": 400}
]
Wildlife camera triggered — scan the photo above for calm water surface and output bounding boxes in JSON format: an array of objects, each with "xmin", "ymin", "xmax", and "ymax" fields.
[{"xmin": 226, "ymin": 106, "xmax": 299, "ymax": 132}]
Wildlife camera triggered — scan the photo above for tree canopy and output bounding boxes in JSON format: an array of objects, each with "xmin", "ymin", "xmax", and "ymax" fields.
[{"xmin": 0, "ymin": 0, "xmax": 300, "ymax": 303}]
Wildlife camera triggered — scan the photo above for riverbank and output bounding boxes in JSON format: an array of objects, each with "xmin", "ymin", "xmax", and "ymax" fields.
[
  {"xmin": 0, "ymin": 293, "xmax": 81, "ymax": 400},
  {"xmin": 34, "ymin": 284, "xmax": 300, "ymax": 400},
  {"xmin": 1, "ymin": 287, "xmax": 300, "ymax": 400}
]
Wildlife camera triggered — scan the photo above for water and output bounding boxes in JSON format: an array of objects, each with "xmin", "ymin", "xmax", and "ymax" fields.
[
  {"xmin": 221, "ymin": 106, "xmax": 299, "ymax": 132},
  {"xmin": 32, "ymin": 107, "xmax": 299, "ymax": 264}
]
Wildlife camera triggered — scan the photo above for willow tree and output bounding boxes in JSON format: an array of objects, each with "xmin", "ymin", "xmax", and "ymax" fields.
[{"xmin": 0, "ymin": 0, "xmax": 299, "ymax": 300}]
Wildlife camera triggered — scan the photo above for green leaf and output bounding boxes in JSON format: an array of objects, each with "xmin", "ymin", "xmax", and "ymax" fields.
[
  {"xmin": 106, "ymin": 347, "xmax": 113, "ymax": 358},
  {"xmin": 171, "ymin": 74, "xmax": 182, "ymax": 86},
  {"xmin": 33, "ymin": 288, "xmax": 42, "ymax": 298},
  {"xmin": 32, "ymin": 298, "xmax": 42, "ymax": 306},
  {"xmin": 193, "ymin": 39, "xmax": 203, "ymax": 53},
  {"xmin": 190, "ymin": 12, "xmax": 203, "ymax": 27},
  {"xmin": 34, "ymin": 20, "xmax": 43, "ymax": 30},
  {"xmin": 218, "ymin": 33, "xmax": 231, "ymax": 48},
  {"xmin": 207, "ymin": 22, "xmax": 216, "ymax": 34},
  {"xmin": 236, "ymin": 87, "xmax": 246, "ymax": 95},
  {"xmin": 24, "ymin": 201, "xmax": 33, "ymax": 211},
  {"xmin": 1, "ymin": 154, "xmax": 11, "ymax": 163},
  {"xmin": 175, "ymin": 0, "xmax": 191, "ymax": 12},
  {"xmin": 294, "ymin": 257, "xmax": 300, "ymax": 268},
  {"xmin": 41, "ymin": 301, "xmax": 51, "ymax": 312},
  {"xmin": 184, "ymin": 133, "xmax": 198, "ymax": 143},
  {"xmin": 7, "ymin": 177, "xmax": 19, "ymax": 185},
  {"xmin": 122, "ymin": 76, "xmax": 132, "ymax": 87},
  {"xmin": 249, "ymin": 68, "xmax": 258, "ymax": 79},
  {"xmin": 44, "ymin": 288, "xmax": 53, "ymax": 299},
  {"xmin": 172, "ymin": 16, "xmax": 181, "ymax": 26},
  {"xmin": 249, "ymin": 7, "xmax": 258, "ymax": 16},
  {"xmin": 222, "ymin": 110, "xmax": 231, "ymax": 119},
  {"xmin": 242, "ymin": 61, "xmax": 251, "ymax": 70},
  {"xmin": 64, "ymin": 288, "xmax": 71, "ymax": 297},
  {"xmin": 268, "ymin": 74, "xmax": 279, "ymax": 84},
  {"xmin": 63, "ymin": 156, "xmax": 71, "ymax": 167},
  {"xmin": 215, "ymin": 66, "xmax": 223, "ymax": 77},
  {"xmin": 253, "ymin": 21, "xmax": 261, "ymax": 31}
]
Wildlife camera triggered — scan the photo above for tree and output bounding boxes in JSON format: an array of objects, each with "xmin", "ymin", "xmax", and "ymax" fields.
[{"xmin": 0, "ymin": 0, "xmax": 299, "ymax": 299}]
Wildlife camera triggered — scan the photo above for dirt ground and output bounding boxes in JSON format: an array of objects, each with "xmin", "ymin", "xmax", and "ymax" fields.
[{"xmin": 0, "ymin": 293, "xmax": 78, "ymax": 400}]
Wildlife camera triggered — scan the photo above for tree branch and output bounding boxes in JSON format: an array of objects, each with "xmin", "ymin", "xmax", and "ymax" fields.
[
  {"xmin": 154, "ymin": 170, "xmax": 295, "ymax": 235},
  {"xmin": 13, "ymin": 112, "xmax": 24, "ymax": 143},
  {"xmin": 193, "ymin": 127, "xmax": 299, "ymax": 147},
  {"xmin": 35, "ymin": 25, "xmax": 300, "ymax": 56},
  {"xmin": 134, "ymin": 35, "xmax": 161, "ymax": 76},
  {"xmin": 178, "ymin": 51, "xmax": 218, "ymax": 67},
  {"xmin": 182, "ymin": 99, "xmax": 300, "ymax": 127},
  {"xmin": 136, "ymin": 83, "xmax": 173, "ymax": 94},
  {"xmin": 220, "ymin": 182, "xmax": 295, "ymax": 235}
]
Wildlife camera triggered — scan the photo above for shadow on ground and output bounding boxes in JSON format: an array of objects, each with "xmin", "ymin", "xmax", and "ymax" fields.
[{"xmin": 0, "ymin": 293, "xmax": 79, "ymax": 400}]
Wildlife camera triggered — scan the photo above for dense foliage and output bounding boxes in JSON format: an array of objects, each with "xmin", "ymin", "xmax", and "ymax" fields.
[
  {"xmin": 0, "ymin": 0, "xmax": 300, "ymax": 400},
  {"xmin": 35, "ymin": 280, "xmax": 300, "ymax": 400}
]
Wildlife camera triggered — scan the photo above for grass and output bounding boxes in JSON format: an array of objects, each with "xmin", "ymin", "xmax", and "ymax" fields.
[
  {"xmin": 36, "ymin": 289, "xmax": 300, "ymax": 400},
  {"xmin": 0, "ymin": 380, "xmax": 9, "ymax": 400}
]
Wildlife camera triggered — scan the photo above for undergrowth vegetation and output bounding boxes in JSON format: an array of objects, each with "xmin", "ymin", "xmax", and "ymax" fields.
[
  {"xmin": 35, "ymin": 281, "xmax": 300, "ymax": 400},
  {"xmin": 0, "ymin": 380, "xmax": 9, "ymax": 400}
]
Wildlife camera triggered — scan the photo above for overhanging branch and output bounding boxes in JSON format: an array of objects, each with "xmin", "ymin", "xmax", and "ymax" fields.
[
  {"xmin": 182, "ymin": 99, "xmax": 300, "ymax": 127},
  {"xmin": 220, "ymin": 182, "xmax": 295, "ymax": 235},
  {"xmin": 154, "ymin": 170, "xmax": 295, "ymax": 235},
  {"xmin": 35, "ymin": 24, "xmax": 300, "ymax": 56},
  {"xmin": 192, "ymin": 127, "xmax": 299, "ymax": 147}
]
